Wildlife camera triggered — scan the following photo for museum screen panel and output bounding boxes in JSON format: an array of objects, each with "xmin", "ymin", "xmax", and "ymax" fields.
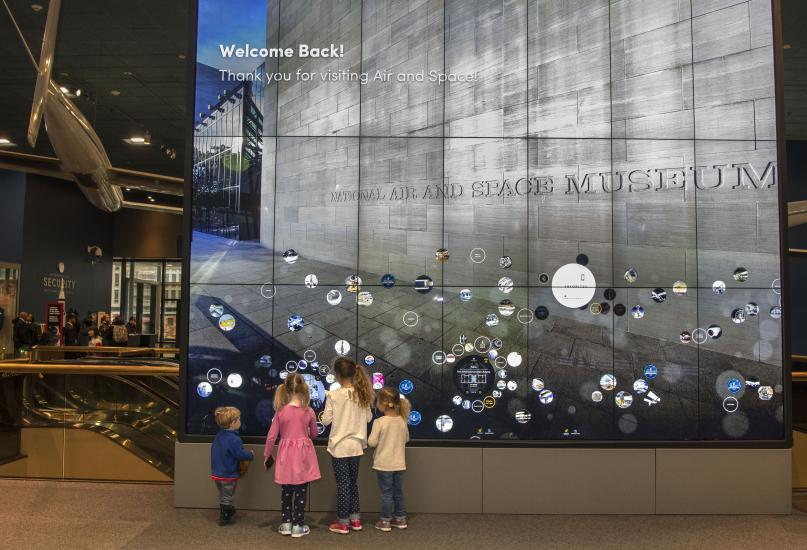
[{"xmin": 186, "ymin": 0, "xmax": 785, "ymax": 442}]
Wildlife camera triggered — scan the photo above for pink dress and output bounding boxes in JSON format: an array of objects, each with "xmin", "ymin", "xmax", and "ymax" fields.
[{"xmin": 264, "ymin": 405, "xmax": 321, "ymax": 485}]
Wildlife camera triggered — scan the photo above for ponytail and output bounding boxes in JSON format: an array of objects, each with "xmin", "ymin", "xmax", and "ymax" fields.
[
  {"xmin": 375, "ymin": 387, "xmax": 410, "ymax": 419},
  {"xmin": 273, "ymin": 372, "xmax": 310, "ymax": 411},
  {"xmin": 352, "ymin": 364, "xmax": 374, "ymax": 409},
  {"xmin": 333, "ymin": 357, "xmax": 374, "ymax": 408}
]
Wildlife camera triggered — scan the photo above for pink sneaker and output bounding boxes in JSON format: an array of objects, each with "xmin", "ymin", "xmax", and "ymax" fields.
[
  {"xmin": 329, "ymin": 522, "xmax": 349, "ymax": 534},
  {"xmin": 349, "ymin": 519, "xmax": 363, "ymax": 531}
]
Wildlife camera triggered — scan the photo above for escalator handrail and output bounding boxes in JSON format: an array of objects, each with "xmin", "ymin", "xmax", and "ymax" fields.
[{"xmin": 0, "ymin": 362, "xmax": 178, "ymax": 375}]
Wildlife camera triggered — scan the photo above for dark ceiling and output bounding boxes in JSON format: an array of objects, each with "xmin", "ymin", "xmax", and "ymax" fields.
[
  {"xmin": 0, "ymin": 0, "xmax": 804, "ymax": 192},
  {"xmin": 0, "ymin": 0, "xmax": 190, "ymax": 179}
]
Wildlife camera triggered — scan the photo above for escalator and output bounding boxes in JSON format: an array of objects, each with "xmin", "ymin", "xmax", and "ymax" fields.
[{"xmin": 0, "ymin": 358, "xmax": 179, "ymax": 478}]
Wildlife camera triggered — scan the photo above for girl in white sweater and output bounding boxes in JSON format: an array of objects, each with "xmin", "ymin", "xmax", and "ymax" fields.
[{"xmin": 321, "ymin": 357, "xmax": 374, "ymax": 534}]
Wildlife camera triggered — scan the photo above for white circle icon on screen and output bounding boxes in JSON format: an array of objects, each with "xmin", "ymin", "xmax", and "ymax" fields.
[
  {"xmin": 206, "ymin": 368, "xmax": 223, "ymax": 384},
  {"xmin": 335, "ymin": 340, "xmax": 351, "ymax": 356},
  {"xmin": 551, "ymin": 263, "xmax": 596, "ymax": 308},
  {"xmin": 435, "ymin": 415, "xmax": 454, "ymax": 432},
  {"xmin": 226, "ymin": 373, "xmax": 243, "ymax": 388}
]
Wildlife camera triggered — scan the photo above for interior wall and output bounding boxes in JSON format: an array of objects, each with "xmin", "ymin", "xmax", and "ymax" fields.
[
  {"xmin": 19, "ymin": 174, "xmax": 113, "ymax": 319},
  {"xmin": 0, "ymin": 170, "xmax": 26, "ymax": 264},
  {"xmin": 112, "ymin": 208, "xmax": 182, "ymax": 258}
]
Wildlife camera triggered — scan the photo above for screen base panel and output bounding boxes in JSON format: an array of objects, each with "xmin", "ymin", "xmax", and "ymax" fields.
[{"xmin": 174, "ymin": 443, "xmax": 791, "ymax": 514}]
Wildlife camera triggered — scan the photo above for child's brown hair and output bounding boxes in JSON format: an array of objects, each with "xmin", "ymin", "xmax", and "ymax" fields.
[
  {"xmin": 273, "ymin": 372, "xmax": 311, "ymax": 411},
  {"xmin": 214, "ymin": 406, "xmax": 241, "ymax": 429},
  {"xmin": 333, "ymin": 357, "xmax": 374, "ymax": 408},
  {"xmin": 375, "ymin": 387, "xmax": 411, "ymax": 419}
]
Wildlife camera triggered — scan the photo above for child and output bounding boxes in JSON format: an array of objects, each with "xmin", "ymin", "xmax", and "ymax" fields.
[
  {"xmin": 210, "ymin": 406, "xmax": 254, "ymax": 526},
  {"xmin": 368, "ymin": 388, "xmax": 410, "ymax": 531},
  {"xmin": 321, "ymin": 357, "xmax": 374, "ymax": 534},
  {"xmin": 264, "ymin": 372, "xmax": 321, "ymax": 538}
]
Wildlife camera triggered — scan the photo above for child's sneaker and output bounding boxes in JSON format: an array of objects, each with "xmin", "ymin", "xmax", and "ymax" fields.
[
  {"xmin": 329, "ymin": 522, "xmax": 349, "ymax": 534},
  {"xmin": 375, "ymin": 519, "xmax": 392, "ymax": 532},
  {"xmin": 349, "ymin": 519, "xmax": 363, "ymax": 531},
  {"xmin": 291, "ymin": 525, "xmax": 310, "ymax": 538},
  {"xmin": 277, "ymin": 522, "xmax": 292, "ymax": 536},
  {"xmin": 391, "ymin": 517, "xmax": 408, "ymax": 529}
]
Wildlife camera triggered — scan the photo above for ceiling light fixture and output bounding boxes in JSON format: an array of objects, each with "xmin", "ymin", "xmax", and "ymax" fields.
[
  {"xmin": 31, "ymin": 4, "xmax": 43, "ymax": 12},
  {"xmin": 0, "ymin": 138, "xmax": 15, "ymax": 146},
  {"xmin": 59, "ymin": 85, "xmax": 69, "ymax": 94},
  {"xmin": 783, "ymin": 44, "xmax": 792, "ymax": 50}
]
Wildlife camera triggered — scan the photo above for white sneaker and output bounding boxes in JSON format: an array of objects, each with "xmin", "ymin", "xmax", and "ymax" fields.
[
  {"xmin": 278, "ymin": 522, "xmax": 292, "ymax": 535},
  {"xmin": 291, "ymin": 525, "xmax": 310, "ymax": 538}
]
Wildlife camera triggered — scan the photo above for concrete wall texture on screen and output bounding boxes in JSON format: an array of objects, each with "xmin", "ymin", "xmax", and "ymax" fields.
[{"xmin": 189, "ymin": 0, "xmax": 785, "ymax": 442}]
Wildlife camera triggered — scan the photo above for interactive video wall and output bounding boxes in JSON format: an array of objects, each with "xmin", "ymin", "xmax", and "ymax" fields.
[{"xmin": 185, "ymin": 0, "xmax": 786, "ymax": 443}]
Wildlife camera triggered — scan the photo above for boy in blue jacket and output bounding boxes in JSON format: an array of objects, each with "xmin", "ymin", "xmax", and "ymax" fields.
[{"xmin": 211, "ymin": 406, "xmax": 254, "ymax": 525}]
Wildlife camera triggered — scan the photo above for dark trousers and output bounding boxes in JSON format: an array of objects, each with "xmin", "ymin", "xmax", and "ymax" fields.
[
  {"xmin": 281, "ymin": 483, "xmax": 308, "ymax": 526},
  {"xmin": 332, "ymin": 456, "xmax": 361, "ymax": 522},
  {"xmin": 377, "ymin": 471, "xmax": 406, "ymax": 520},
  {"xmin": 215, "ymin": 480, "xmax": 237, "ymax": 507}
]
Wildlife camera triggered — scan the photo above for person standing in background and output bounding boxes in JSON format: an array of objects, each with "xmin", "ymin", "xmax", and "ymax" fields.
[
  {"xmin": 126, "ymin": 316, "xmax": 139, "ymax": 335},
  {"xmin": 63, "ymin": 314, "xmax": 79, "ymax": 346},
  {"xmin": 12, "ymin": 311, "xmax": 27, "ymax": 357},
  {"xmin": 98, "ymin": 315, "xmax": 111, "ymax": 346}
]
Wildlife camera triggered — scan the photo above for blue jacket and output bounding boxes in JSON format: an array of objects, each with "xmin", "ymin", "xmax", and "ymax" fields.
[{"xmin": 211, "ymin": 429, "xmax": 253, "ymax": 478}]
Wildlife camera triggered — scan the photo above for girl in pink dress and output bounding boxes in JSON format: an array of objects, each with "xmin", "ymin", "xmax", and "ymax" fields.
[{"xmin": 264, "ymin": 372, "xmax": 322, "ymax": 538}]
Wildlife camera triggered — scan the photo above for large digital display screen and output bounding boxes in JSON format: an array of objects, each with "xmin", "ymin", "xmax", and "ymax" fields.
[{"xmin": 185, "ymin": 0, "xmax": 786, "ymax": 443}]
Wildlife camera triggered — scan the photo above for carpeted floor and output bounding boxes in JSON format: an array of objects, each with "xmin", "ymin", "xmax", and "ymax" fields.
[{"xmin": 1, "ymin": 479, "xmax": 807, "ymax": 549}]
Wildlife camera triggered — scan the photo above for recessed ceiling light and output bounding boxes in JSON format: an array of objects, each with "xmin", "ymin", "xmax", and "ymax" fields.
[
  {"xmin": 31, "ymin": 4, "xmax": 43, "ymax": 12},
  {"xmin": 125, "ymin": 187, "xmax": 131, "ymax": 191},
  {"xmin": 178, "ymin": 54, "xmax": 186, "ymax": 60},
  {"xmin": 59, "ymin": 86, "xmax": 69, "ymax": 94},
  {"xmin": 126, "ymin": 137, "xmax": 146, "ymax": 144},
  {"xmin": 784, "ymin": 44, "xmax": 792, "ymax": 50},
  {"xmin": 110, "ymin": 90, "xmax": 121, "ymax": 96},
  {"xmin": 75, "ymin": 89, "xmax": 81, "ymax": 97},
  {"xmin": 0, "ymin": 138, "xmax": 15, "ymax": 146}
]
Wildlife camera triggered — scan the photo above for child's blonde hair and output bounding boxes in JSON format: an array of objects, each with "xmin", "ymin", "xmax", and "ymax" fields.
[
  {"xmin": 375, "ymin": 387, "xmax": 411, "ymax": 419},
  {"xmin": 273, "ymin": 372, "xmax": 311, "ymax": 411},
  {"xmin": 214, "ymin": 406, "xmax": 241, "ymax": 429},
  {"xmin": 333, "ymin": 357, "xmax": 374, "ymax": 408}
]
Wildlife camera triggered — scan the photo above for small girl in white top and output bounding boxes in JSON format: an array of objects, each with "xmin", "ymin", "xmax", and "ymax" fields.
[
  {"xmin": 368, "ymin": 387, "xmax": 410, "ymax": 532},
  {"xmin": 321, "ymin": 357, "xmax": 374, "ymax": 534}
]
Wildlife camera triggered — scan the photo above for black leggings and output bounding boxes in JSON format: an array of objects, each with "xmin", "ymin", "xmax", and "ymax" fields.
[
  {"xmin": 332, "ymin": 456, "xmax": 361, "ymax": 521},
  {"xmin": 281, "ymin": 483, "xmax": 308, "ymax": 526}
]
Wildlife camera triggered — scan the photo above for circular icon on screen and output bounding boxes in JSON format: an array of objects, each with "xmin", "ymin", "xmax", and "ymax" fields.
[
  {"xmin": 758, "ymin": 386, "xmax": 774, "ymax": 401},
  {"xmin": 414, "ymin": 275, "xmax": 434, "ymax": 294},
  {"xmin": 734, "ymin": 267, "xmax": 748, "ymax": 282},
  {"xmin": 707, "ymin": 324, "xmax": 722, "ymax": 339},
  {"xmin": 345, "ymin": 275, "xmax": 362, "ymax": 293},
  {"xmin": 326, "ymin": 289, "xmax": 342, "ymax": 305},
  {"xmin": 723, "ymin": 396, "xmax": 739, "ymax": 413},
  {"xmin": 499, "ymin": 256, "xmax": 512, "ymax": 269},
  {"xmin": 506, "ymin": 352, "xmax": 522, "ymax": 367},
  {"xmin": 613, "ymin": 304, "xmax": 626, "ymax": 316},
  {"xmin": 770, "ymin": 306, "xmax": 782, "ymax": 319},
  {"xmin": 453, "ymin": 355, "xmax": 494, "ymax": 397},
  {"xmin": 615, "ymin": 391, "xmax": 633, "ymax": 408},
  {"xmin": 364, "ymin": 354, "xmax": 375, "ymax": 366},
  {"xmin": 226, "ymin": 373, "xmax": 243, "ymax": 388},
  {"xmin": 727, "ymin": 378, "xmax": 742, "ymax": 394},
  {"xmin": 576, "ymin": 254, "xmax": 589, "ymax": 266},
  {"xmin": 381, "ymin": 274, "xmax": 396, "ymax": 288},
  {"xmin": 600, "ymin": 374, "xmax": 616, "ymax": 391},
  {"xmin": 335, "ymin": 340, "xmax": 350, "ymax": 356},
  {"xmin": 673, "ymin": 281, "xmax": 687, "ymax": 296},
  {"xmin": 408, "ymin": 411, "xmax": 422, "ymax": 426},
  {"xmin": 592, "ymin": 390, "xmax": 603, "ymax": 402},
  {"xmin": 515, "ymin": 410, "xmax": 531, "ymax": 424},
  {"xmin": 485, "ymin": 314, "xmax": 499, "ymax": 327},
  {"xmin": 538, "ymin": 273, "xmax": 549, "ymax": 284},
  {"xmin": 552, "ymin": 263, "xmax": 596, "ymax": 308},
  {"xmin": 538, "ymin": 389, "xmax": 554, "ymax": 404},
  {"xmin": 712, "ymin": 280, "xmax": 726, "ymax": 295},
  {"xmin": 643, "ymin": 364, "xmax": 658, "ymax": 379},
  {"xmin": 745, "ymin": 302, "xmax": 759, "ymax": 317},
  {"xmin": 470, "ymin": 248, "xmax": 486, "ymax": 263},
  {"xmin": 651, "ymin": 288, "xmax": 666, "ymax": 303},
  {"xmin": 498, "ymin": 277, "xmax": 514, "ymax": 293},
  {"xmin": 631, "ymin": 305, "xmax": 645, "ymax": 319},
  {"xmin": 680, "ymin": 331, "xmax": 692, "ymax": 343},
  {"xmin": 399, "ymin": 379, "xmax": 414, "ymax": 395},
  {"xmin": 435, "ymin": 248, "xmax": 450, "ymax": 262},
  {"xmin": 402, "ymin": 311, "xmax": 419, "ymax": 327},
  {"xmin": 624, "ymin": 267, "xmax": 638, "ymax": 283},
  {"xmin": 218, "ymin": 314, "xmax": 236, "ymax": 331},
  {"xmin": 283, "ymin": 249, "xmax": 298, "ymax": 264},
  {"xmin": 207, "ymin": 368, "xmax": 223, "ymax": 384},
  {"xmin": 304, "ymin": 274, "xmax": 318, "ymax": 288},
  {"xmin": 435, "ymin": 415, "xmax": 453, "ymax": 432},
  {"xmin": 531, "ymin": 378, "xmax": 545, "ymax": 391},
  {"xmin": 288, "ymin": 315, "xmax": 304, "ymax": 331},
  {"xmin": 197, "ymin": 381, "xmax": 213, "ymax": 397},
  {"xmin": 357, "ymin": 291, "xmax": 373, "ymax": 306},
  {"xmin": 534, "ymin": 306, "xmax": 549, "ymax": 320},
  {"xmin": 731, "ymin": 308, "xmax": 746, "ymax": 324},
  {"xmin": 633, "ymin": 379, "xmax": 648, "ymax": 394},
  {"xmin": 498, "ymin": 300, "xmax": 515, "ymax": 317},
  {"xmin": 459, "ymin": 288, "xmax": 472, "ymax": 302},
  {"xmin": 517, "ymin": 308, "xmax": 534, "ymax": 324},
  {"xmin": 259, "ymin": 283, "xmax": 276, "ymax": 299},
  {"xmin": 604, "ymin": 288, "xmax": 616, "ymax": 301},
  {"xmin": 209, "ymin": 304, "xmax": 224, "ymax": 318}
]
